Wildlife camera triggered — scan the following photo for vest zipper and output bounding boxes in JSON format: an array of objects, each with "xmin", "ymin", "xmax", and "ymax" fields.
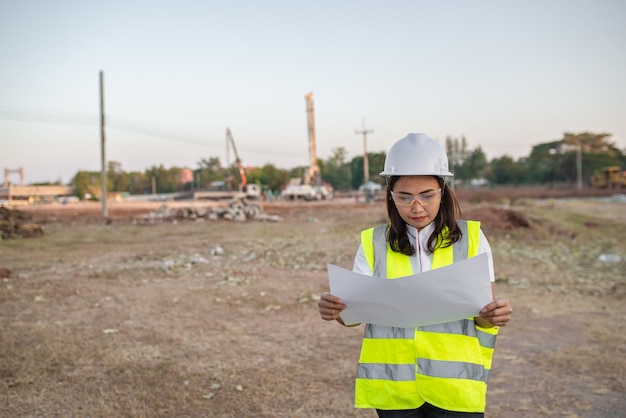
[{"xmin": 416, "ymin": 229, "xmax": 422, "ymax": 273}]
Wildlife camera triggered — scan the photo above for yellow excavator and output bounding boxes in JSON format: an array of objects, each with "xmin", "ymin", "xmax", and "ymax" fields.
[{"xmin": 590, "ymin": 166, "xmax": 626, "ymax": 189}]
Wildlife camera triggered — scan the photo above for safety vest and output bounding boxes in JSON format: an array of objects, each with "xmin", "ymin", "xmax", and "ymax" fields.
[{"xmin": 355, "ymin": 220, "xmax": 498, "ymax": 413}]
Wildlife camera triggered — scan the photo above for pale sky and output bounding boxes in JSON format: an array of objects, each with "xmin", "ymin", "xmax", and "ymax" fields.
[{"xmin": 1, "ymin": 0, "xmax": 625, "ymax": 185}]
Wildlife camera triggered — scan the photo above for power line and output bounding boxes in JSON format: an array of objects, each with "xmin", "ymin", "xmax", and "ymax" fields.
[
  {"xmin": 107, "ymin": 116, "xmax": 210, "ymax": 147},
  {"xmin": 0, "ymin": 106, "xmax": 304, "ymax": 159},
  {"xmin": 0, "ymin": 107, "xmax": 97, "ymax": 126},
  {"xmin": 0, "ymin": 106, "xmax": 213, "ymax": 146}
]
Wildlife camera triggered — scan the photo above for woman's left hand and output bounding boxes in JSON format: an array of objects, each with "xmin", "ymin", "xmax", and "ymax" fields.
[{"xmin": 479, "ymin": 299, "xmax": 512, "ymax": 327}]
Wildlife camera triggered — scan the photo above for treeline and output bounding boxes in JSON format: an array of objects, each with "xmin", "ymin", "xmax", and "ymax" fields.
[
  {"xmin": 445, "ymin": 132, "xmax": 626, "ymax": 186},
  {"xmin": 66, "ymin": 132, "xmax": 624, "ymax": 198}
]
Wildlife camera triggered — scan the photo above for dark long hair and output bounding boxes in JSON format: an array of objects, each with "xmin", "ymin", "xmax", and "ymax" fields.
[{"xmin": 385, "ymin": 176, "xmax": 462, "ymax": 255}]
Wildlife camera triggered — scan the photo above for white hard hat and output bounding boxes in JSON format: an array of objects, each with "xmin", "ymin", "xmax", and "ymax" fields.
[{"xmin": 379, "ymin": 133, "xmax": 453, "ymax": 177}]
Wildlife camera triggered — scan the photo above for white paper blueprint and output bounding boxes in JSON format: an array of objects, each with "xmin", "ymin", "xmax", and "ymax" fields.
[{"xmin": 327, "ymin": 253, "xmax": 493, "ymax": 327}]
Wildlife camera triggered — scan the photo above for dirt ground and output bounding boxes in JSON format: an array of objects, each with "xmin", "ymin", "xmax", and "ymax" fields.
[{"xmin": 1, "ymin": 189, "xmax": 625, "ymax": 417}]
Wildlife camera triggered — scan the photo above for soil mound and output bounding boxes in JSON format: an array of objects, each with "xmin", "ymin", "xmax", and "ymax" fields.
[
  {"xmin": 464, "ymin": 206, "xmax": 532, "ymax": 233},
  {"xmin": 0, "ymin": 207, "xmax": 44, "ymax": 239}
]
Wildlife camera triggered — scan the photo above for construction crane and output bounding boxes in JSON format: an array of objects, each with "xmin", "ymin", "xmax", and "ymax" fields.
[
  {"xmin": 304, "ymin": 92, "xmax": 321, "ymax": 187},
  {"xmin": 281, "ymin": 93, "xmax": 333, "ymax": 200},
  {"xmin": 226, "ymin": 128, "xmax": 248, "ymax": 189},
  {"xmin": 191, "ymin": 129, "xmax": 260, "ymax": 200}
]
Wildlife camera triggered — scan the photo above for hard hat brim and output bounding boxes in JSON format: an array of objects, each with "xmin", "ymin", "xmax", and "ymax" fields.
[{"xmin": 379, "ymin": 170, "xmax": 454, "ymax": 177}]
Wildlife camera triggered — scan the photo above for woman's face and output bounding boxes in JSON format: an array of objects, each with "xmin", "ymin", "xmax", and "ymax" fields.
[{"xmin": 391, "ymin": 175, "xmax": 442, "ymax": 231}]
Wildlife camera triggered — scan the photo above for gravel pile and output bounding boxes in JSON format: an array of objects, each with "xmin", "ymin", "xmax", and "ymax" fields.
[{"xmin": 0, "ymin": 207, "xmax": 44, "ymax": 239}]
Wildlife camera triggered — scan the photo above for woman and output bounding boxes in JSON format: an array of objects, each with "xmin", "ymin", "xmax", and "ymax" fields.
[{"xmin": 318, "ymin": 133, "xmax": 512, "ymax": 418}]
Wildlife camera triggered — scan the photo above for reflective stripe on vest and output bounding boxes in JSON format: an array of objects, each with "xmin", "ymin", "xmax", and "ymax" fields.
[{"xmin": 355, "ymin": 220, "xmax": 498, "ymax": 412}]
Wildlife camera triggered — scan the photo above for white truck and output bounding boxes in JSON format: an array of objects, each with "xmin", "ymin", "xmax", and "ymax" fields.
[
  {"xmin": 281, "ymin": 178, "xmax": 332, "ymax": 201},
  {"xmin": 193, "ymin": 183, "xmax": 261, "ymax": 200}
]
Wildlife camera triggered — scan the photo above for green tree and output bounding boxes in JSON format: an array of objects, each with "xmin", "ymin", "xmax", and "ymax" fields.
[
  {"xmin": 351, "ymin": 152, "xmax": 385, "ymax": 189},
  {"xmin": 323, "ymin": 147, "xmax": 351, "ymax": 190},
  {"xmin": 489, "ymin": 155, "xmax": 527, "ymax": 185},
  {"xmin": 460, "ymin": 146, "xmax": 489, "ymax": 182},
  {"xmin": 71, "ymin": 171, "xmax": 102, "ymax": 199},
  {"xmin": 563, "ymin": 132, "xmax": 617, "ymax": 154},
  {"xmin": 126, "ymin": 172, "xmax": 148, "ymax": 194},
  {"xmin": 525, "ymin": 132, "xmax": 624, "ymax": 186},
  {"xmin": 195, "ymin": 157, "xmax": 225, "ymax": 189},
  {"xmin": 145, "ymin": 165, "xmax": 184, "ymax": 193},
  {"xmin": 526, "ymin": 141, "xmax": 566, "ymax": 184},
  {"xmin": 288, "ymin": 166, "xmax": 307, "ymax": 182},
  {"xmin": 445, "ymin": 136, "xmax": 468, "ymax": 178},
  {"xmin": 247, "ymin": 164, "xmax": 290, "ymax": 193},
  {"xmin": 107, "ymin": 161, "xmax": 130, "ymax": 192},
  {"xmin": 562, "ymin": 132, "xmax": 626, "ymax": 184}
]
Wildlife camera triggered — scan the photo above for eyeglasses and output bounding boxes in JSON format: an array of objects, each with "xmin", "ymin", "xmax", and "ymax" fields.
[{"xmin": 390, "ymin": 189, "xmax": 442, "ymax": 207}]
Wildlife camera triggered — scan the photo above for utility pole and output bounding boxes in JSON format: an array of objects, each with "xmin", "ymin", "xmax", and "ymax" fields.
[
  {"xmin": 99, "ymin": 70, "xmax": 108, "ymax": 219},
  {"xmin": 226, "ymin": 132, "xmax": 231, "ymax": 167},
  {"xmin": 576, "ymin": 143, "xmax": 583, "ymax": 189},
  {"xmin": 355, "ymin": 118, "xmax": 373, "ymax": 202}
]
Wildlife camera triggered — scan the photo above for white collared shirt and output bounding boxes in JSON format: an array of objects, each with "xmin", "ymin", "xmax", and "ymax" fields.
[{"xmin": 352, "ymin": 222, "xmax": 495, "ymax": 282}]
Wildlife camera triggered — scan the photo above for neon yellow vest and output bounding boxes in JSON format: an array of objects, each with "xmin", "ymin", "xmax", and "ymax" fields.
[{"xmin": 355, "ymin": 220, "xmax": 498, "ymax": 413}]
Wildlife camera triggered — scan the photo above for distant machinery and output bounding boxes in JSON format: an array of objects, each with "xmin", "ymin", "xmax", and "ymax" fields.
[
  {"xmin": 590, "ymin": 166, "xmax": 626, "ymax": 189},
  {"xmin": 304, "ymin": 92, "xmax": 321, "ymax": 187},
  {"xmin": 0, "ymin": 167, "xmax": 73, "ymax": 202},
  {"xmin": 3, "ymin": 167, "xmax": 24, "ymax": 187},
  {"xmin": 226, "ymin": 128, "xmax": 248, "ymax": 189},
  {"xmin": 281, "ymin": 93, "xmax": 333, "ymax": 200}
]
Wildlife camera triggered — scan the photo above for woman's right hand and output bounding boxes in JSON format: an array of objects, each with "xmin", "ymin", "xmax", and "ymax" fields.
[{"xmin": 318, "ymin": 292, "xmax": 346, "ymax": 322}]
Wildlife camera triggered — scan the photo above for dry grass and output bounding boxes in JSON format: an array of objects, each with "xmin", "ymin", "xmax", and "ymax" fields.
[{"xmin": 1, "ymin": 197, "xmax": 625, "ymax": 417}]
